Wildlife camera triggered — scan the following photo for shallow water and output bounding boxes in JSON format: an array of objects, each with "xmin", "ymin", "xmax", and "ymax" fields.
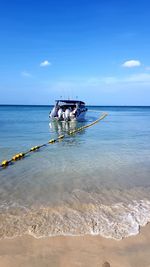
[{"xmin": 0, "ymin": 105, "xmax": 150, "ymax": 240}]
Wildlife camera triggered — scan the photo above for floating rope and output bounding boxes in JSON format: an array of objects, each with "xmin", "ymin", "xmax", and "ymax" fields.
[{"xmin": 0, "ymin": 113, "xmax": 108, "ymax": 169}]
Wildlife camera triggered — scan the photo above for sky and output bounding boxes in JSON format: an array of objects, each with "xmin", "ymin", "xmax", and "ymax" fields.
[{"xmin": 0, "ymin": 0, "xmax": 150, "ymax": 105}]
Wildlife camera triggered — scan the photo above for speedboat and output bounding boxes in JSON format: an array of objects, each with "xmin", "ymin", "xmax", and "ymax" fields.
[{"xmin": 49, "ymin": 100, "xmax": 88, "ymax": 121}]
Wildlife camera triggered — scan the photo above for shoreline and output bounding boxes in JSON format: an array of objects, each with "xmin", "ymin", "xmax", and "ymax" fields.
[{"xmin": 0, "ymin": 223, "xmax": 150, "ymax": 267}]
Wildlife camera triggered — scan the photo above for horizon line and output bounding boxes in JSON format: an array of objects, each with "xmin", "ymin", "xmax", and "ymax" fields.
[{"xmin": 0, "ymin": 104, "xmax": 150, "ymax": 107}]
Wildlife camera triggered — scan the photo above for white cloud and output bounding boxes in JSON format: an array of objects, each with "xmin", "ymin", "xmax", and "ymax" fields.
[
  {"xmin": 21, "ymin": 71, "xmax": 32, "ymax": 77},
  {"xmin": 45, "ymin": 72, "xmax": 150, "ymax": 97},
  {"xmin": 122, "ymin": 60, "xmax": 141, "ymax": 68},
  {"xmin": 125, "ymin": 73, "xmax": 150, "ymax": 83},
  {"xmin": 40, "ymin": 60, "xmax": 51, "ymax": 67}
]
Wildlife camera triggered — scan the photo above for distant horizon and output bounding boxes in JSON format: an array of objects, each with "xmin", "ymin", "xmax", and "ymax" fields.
[{"xmin": 0, "ymin": 103, "xmax": 150, "ymax": 107}]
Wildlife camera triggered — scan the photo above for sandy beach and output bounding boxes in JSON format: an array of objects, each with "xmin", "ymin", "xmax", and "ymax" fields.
[{"xmin": 0, "ymin": 224, "xmax": 150, "ymax": 267}]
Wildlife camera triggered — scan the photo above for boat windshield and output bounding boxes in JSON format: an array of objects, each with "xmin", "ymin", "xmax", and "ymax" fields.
[{"xmin": 56, "ymin": 100, "xmax": 85, "ymax": 107}]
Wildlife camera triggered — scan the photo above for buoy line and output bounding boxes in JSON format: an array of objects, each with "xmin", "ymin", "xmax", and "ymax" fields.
[{"xmin": 0, "ymin": 113, "xmax": 108, "ymax": 169}]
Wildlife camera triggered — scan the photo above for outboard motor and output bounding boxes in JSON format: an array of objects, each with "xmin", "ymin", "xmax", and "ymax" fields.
[
  {"xmin": 58, "ymin": 108, "xmax": 63, "ymax": 120},
  {"xmin": 64, "ymin": 108, "xmax": 70, "ymax": 121}
]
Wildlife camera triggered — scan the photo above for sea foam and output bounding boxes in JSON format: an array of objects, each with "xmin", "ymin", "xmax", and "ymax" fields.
[{"xmin": 0, "ymin": 199, "xmax": 150, "ymax": 240}]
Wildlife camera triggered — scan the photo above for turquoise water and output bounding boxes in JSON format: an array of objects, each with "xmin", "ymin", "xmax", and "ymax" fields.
[{"xmin": 0, "ymin": 105, "xmax": 150, "ymax": 240}]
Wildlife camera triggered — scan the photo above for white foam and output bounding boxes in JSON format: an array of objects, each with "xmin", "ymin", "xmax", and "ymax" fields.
[{"xmin": 1, "ymin": 200, "xmax": 150, "ymax": 240}]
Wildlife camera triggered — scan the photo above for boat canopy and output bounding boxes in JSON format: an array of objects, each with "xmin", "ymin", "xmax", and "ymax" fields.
[{"xmin": 55, "ymin": 100, "xmax": 85, "ymax": 105}]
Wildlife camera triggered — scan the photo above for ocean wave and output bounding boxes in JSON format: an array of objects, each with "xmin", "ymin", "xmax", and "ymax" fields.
[{"xmin": 0, "ymin": 199, "xmax": 150, "ymax": 240}]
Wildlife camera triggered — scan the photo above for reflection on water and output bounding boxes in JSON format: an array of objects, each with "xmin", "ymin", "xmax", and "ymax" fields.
[{"xmin": 49, "ymin": 120, "xmax": 86, "ymax": 134}]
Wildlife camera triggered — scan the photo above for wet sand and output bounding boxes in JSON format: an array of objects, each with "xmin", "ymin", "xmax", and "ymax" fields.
[{"xmin": 0, "ymin": 224, "xmax": 150, "ymax": 267}]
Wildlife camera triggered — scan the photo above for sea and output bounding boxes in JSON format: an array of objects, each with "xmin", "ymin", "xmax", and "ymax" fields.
[{"xmin": 0, "ymin": 105, "xmax": 150, "ymax": 240}]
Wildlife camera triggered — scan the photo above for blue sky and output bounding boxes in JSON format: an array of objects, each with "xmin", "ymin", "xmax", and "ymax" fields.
[{"xmin": 0, "ymin": 0, "xmax": 150, "ymax": 105}]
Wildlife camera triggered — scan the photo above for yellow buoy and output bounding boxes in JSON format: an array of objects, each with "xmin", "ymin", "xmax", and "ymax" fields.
[
  {"xmin": 48, "ymin": 139, "xmax": 56, "ymax": 143},
  {"xmin": 12, "ymin": 154, "xmax": 21, "ymax": 161},
  {"xmin": 58, "ymin": 135, "xmax": 64, "ymax": 139},
  {"xmin": 1, "ymin": 160, "xmax": 9, "ymax": 167}
]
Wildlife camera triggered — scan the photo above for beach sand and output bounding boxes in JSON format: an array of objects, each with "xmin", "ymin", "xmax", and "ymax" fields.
[{"xmin": 0, "ymin": 224, "xmax": 150, "ymax": 267}]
